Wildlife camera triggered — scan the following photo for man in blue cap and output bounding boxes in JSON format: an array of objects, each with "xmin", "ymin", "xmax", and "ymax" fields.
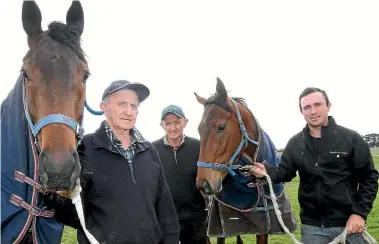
[
  {"xmin": 45, "ymin": 80, "xmax": 180, "ymax": 244},
  {"xmin": 153, "ymin": 104, "xmax": 208, "ymax": 244}
]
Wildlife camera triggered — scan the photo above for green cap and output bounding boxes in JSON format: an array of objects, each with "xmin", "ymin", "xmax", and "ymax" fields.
[{"xmin": 161, "ymin": 104, "xmax": 185, "ymax": 120}]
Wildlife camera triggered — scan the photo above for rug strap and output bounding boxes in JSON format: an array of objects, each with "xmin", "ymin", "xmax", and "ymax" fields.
[
  {"xmin": 10, "ymin": 194, "xmax": 54, "ymax": 218},
  {"xmin": 15, "ymin": 171, "xmax": 46, "ymax": 194}
]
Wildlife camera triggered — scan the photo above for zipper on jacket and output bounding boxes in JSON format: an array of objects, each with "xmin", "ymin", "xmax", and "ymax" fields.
[
  {"xmin": 315, "ymin": 155, "xmax": 324, "ymax": 227},
  {"xmin": 173, "ymin": 150, "xmax": 178, "ymax": 164},
  {"xmin": 126, "ymin": 157, "xmax": 136, "ymax": 184},
  {"xmin": 96, "ymin": 145, "xmax": 144, "ymax": 184}
]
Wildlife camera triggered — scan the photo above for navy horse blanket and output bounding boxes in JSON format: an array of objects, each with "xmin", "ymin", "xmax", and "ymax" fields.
[
  {"xmin": 1, "ymin": 74, "xmax": 63, "ymax": 243},
  {"xmin": 206, "ymin": 124, "xmax": 298, "ymax": 237}
]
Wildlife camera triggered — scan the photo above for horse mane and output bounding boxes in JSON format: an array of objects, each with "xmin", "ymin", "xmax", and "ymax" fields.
[
  {"xmin": 205, "ymin": 92, "xmax": 248, "ymax": 112},
  {"xmin": 231, "ymin": 97, "xmax": 247, "ymax": 107},
  {"xmin": 46, "ymin": 21, "xmax": 86, "ymax": 62}
]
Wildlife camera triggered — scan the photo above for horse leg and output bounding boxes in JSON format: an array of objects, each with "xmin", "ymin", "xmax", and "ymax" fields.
[
  {"xmin": 216, "ymin": 237, "xmax": 225, "ymax": 244},
  {"xmin": 256, "ymin": 234, "xmax": 268, "ymax": 244},
  {"xmin": 236, "ymin": 235, "xmax": 243, "ymax": 244}
]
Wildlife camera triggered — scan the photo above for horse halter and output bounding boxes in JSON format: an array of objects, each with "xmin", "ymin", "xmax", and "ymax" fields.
[
  {"xmin": 197, "ymin": 98, "xmax": 259, "ymax": 176},
  {"xmin": 22, "ymin": 74, "xmax": 103, "ymax": 151}
]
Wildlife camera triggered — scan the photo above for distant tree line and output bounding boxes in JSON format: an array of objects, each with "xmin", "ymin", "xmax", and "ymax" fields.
[{"xmin": 362, "ymin": 133, "xmax": 379, "ymax": 148}]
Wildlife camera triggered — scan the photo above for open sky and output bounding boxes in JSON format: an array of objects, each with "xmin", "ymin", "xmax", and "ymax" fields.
[{"xmin": 1, "ymin": 0, "xmax": 378, "ymax": 149}]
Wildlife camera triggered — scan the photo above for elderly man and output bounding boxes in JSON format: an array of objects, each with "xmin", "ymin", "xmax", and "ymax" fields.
[
  {"xmin": 250, "ymin": 87, "xmax": 379, "ymax": 244},
  {"xmin": 45, "ymin": 80, "xmax": 180, "ymax": 244},
  {"xmin": 152, "ymin": 105, "xmax": 207, "ymax": 244}
]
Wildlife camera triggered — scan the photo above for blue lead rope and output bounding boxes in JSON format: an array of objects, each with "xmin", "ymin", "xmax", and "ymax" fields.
[{"xmin": 84, "ymin": 100, "xmax": 104, "ymax": 116}]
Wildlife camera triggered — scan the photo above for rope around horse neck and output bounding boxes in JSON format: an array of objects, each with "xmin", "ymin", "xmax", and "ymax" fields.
[
  {"xmin": 70, "ymin": 185, "xmax": 100, "ymax": 244},
  {"xmin": 261, "ymin": 169, "xmax": 377, "ymax": 244}
]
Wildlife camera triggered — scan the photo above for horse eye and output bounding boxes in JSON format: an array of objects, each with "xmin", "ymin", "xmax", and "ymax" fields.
[
  {"xmin": 83, "ymin": 72, "xmax": 90, "ymax": 82},
  {"xmin": 217, "ymin": 124, "xmax": 226, "ymax": 133}
]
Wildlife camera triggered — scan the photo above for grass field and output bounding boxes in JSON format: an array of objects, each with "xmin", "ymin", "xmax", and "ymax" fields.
[
  {"xmin": 61, "ymin": 155, "xmax": 379, "ymax": 244},
  {"xmin": 371, "ymin": 147, "xmax": 379, "ymax": 156}
]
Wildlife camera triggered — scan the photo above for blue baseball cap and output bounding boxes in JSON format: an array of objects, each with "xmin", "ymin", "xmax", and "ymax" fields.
[
  {"xmin": 102, "ymin": 80, "xmax": 150, "ymax": 103},
  {"xmin": 161, "ymin": 104, "xmax": 186, "ymax": 120}
]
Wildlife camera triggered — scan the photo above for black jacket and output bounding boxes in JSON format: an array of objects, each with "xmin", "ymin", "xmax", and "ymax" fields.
[
  {"xmin": 267, "ymin": 116, "xmax": 378, "ymax": 227},
  {"xmin": 45, "ymin": 122, "xmax": 180, "ymax": 244},
  {"xmin": 152, "ymin": 136, "xmax": 206, "ymax": 225}
]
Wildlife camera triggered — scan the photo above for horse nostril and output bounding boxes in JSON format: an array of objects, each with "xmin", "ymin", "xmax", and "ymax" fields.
[
  {"xmin": 39, "ymin": 149, "xmax": 79, "ymax": 190},
  {"xmin": 202, "ymin": 180, "xmax": 213, "ymax": 195}
]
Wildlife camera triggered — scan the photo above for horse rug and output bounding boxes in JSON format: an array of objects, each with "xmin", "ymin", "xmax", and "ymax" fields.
[
  {"xmin": 206, "ymin": 126, "xmax": 298, "ymax": 238},
  {"xmin": 1, "ymin": 74, "xmax": 64, "ymax": 244}
]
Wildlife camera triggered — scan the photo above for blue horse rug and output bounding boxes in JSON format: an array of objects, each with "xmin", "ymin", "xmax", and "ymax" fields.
[
  {"xmin": 1, "ymin": 74, "xmax": 64, "ymax": 244},
  {"xmin": 206, "ymin": 122, "xmax": 298, "ymax": 237},
  {"xmin": 221, "ymin": 129, "xmax": 284, "ymax": 210}
]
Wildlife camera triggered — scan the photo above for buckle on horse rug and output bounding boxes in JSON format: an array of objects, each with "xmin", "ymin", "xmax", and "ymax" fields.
[{"xmin": 10, "ymin": 194, "xmax": 54, "ymax": 218}]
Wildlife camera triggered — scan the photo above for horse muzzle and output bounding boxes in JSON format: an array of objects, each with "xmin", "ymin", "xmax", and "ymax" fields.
[
  {"xmin": 196, "ymin": 178, "xmax": 223, "ymax": 196},
  {"xmin": 39, "ymin": 149, "xmax": 80, "ymax": 191}
]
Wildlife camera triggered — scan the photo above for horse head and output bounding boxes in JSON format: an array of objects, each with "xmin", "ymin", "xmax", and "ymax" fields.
[
  {"xmin": 21, "ymin": 0, "xmax": 89, "ymax": 191},
  {"xmin": 194, "ymin": 78, "xmax": 259, "ymax": 195}
]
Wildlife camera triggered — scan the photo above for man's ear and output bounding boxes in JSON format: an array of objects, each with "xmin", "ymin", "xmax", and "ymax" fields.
[
  {"xmin": 183, "ymin": 118, "xmax": 188, "ymax": 127},
  {"xmin": 160, "ymin": 121, "xmax": 165, "ymax": 129},
  {"xmin": 327, "ymin": 103, "xmax": 332, "ymax": 112},
  {"xmin": 100, "ymin": 102, "xmax": 107, "ymax": 115}
]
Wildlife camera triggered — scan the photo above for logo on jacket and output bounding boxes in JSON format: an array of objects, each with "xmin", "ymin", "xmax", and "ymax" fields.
[{"xmin": 329, "ymin": 151, "xmax": 348, "ymax": 158}]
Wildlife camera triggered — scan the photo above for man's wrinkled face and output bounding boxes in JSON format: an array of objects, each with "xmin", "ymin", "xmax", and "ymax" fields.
[
  {"xmin": 300, "ymin": 91, "xmax": 331, "ymax": 128},
  {"xmin": 101, "ymin": 89, "xmax": 139, "ymax": 131},
  {"xmin": 161, "ymin": 114, "xmax": 188, "ymax": 140}
]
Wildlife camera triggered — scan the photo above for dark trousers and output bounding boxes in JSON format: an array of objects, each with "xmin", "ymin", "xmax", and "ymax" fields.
[
  {"xmin": 179, "ymin": 220, "xmax": 207, "ymax": 244},
  {"xmin": 301, "ymin": 224, "xmax": 369, "ymax": 244}
]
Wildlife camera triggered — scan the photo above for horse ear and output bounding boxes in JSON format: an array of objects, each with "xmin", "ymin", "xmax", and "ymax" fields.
[
  {"xmin": 194, "ymin": 92, "xmax": 207, "ymax": 105},
  {"xmin": 216, "ymin": 77, "xmax": 227, "ymax": 99},
  {"xmin": 22, "ymin": 1, "xmax": 43, "ymax": 38},
  {"xmin": 66, "ymin": 1, "xmax": 84, "ymax": 37}
]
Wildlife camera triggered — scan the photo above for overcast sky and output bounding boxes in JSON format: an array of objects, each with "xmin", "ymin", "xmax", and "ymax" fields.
[{"xmin": 1, "ymin": 0, "xmax": 378, "ymax": 149}]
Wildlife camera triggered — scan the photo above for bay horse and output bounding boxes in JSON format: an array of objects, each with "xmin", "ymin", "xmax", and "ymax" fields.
[
  {"xmin": 1, "ymin": 1, "xmax": 98, "ymax": 243},
  {"xmin": 194, "ymin": 78, "xmax": 297, "ymax": 244}
]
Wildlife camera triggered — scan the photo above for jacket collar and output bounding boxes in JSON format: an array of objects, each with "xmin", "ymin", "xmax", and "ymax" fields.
[
  {"xmin": 92, "ymin": 121, "xmax": 149, "ymax": 152},
  {"xmin": 163, "ymin": 134, "xmax": 186, "ymax": 146},
  {"xmin": 303, "ymin": 116, "xmax": 337, "ymax": 134}
]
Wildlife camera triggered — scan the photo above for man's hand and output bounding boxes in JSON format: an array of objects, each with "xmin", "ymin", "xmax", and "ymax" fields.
[
  {"xmin": 249, "ymin": 162, "xmax": 267, "ymax": 178},
  {"xmin": 346, "ymin": 214, "xmax": 365, "ymax": 234}
]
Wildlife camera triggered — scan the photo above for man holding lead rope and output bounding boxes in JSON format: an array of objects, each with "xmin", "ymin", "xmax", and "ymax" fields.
[{"xmin": 250, "ymin": 87, "xmax": 378, "ymax": 244}]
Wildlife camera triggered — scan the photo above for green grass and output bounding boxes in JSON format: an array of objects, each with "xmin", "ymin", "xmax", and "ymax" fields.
[
  {"xmin": 61, "ymin": 156, "xmax": 379, "ymax": 244},
  {"xmin": 371, "ymin": 147, "xmax": 379, "ymax": 156}
]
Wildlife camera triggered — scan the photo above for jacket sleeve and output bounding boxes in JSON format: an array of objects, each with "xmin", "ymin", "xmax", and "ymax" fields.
[
  {"xmin": 351, "ymin": 133, "xmax": 379, "ymax": 220},
  {"xmin": 43, "ymin": 192, "xmax": 81, "ymax": 229},
  {"xmin": 265, "ymin": 138, "xmax": 298, "ymax": 183},
  {"xmin": 152, "ymin": 147, "xmax": 180, "ymax": 244}
]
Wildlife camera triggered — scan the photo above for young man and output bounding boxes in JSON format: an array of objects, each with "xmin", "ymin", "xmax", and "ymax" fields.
[
  {"xmin": 45, "ymin": 80, "xmax": 180, "ymax": 244},
  {"xmin": 152, "ymin": 105, "xmax": 208, "ymax": 244},
  {"xmin": 250, "ymin": 87, "xmax": 379, "ymax": 244}
]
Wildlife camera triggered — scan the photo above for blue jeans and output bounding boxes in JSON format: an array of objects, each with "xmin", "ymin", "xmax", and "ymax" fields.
[{"xmin": 301, "ymin": 224, "xmax": 369, "ymax": 244}]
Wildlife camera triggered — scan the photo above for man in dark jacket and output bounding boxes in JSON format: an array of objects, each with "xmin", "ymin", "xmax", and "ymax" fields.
[
  {"xmin": 45, "ymin": 80, "xmax": 180, "ymax": 244},
  {"xmin": 250, "ymin": 87, "xmax": 378, "ymax": 244},
  {"xmin": 152, "ymin": 105, "xmax": 207, "ymax": 244}
]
